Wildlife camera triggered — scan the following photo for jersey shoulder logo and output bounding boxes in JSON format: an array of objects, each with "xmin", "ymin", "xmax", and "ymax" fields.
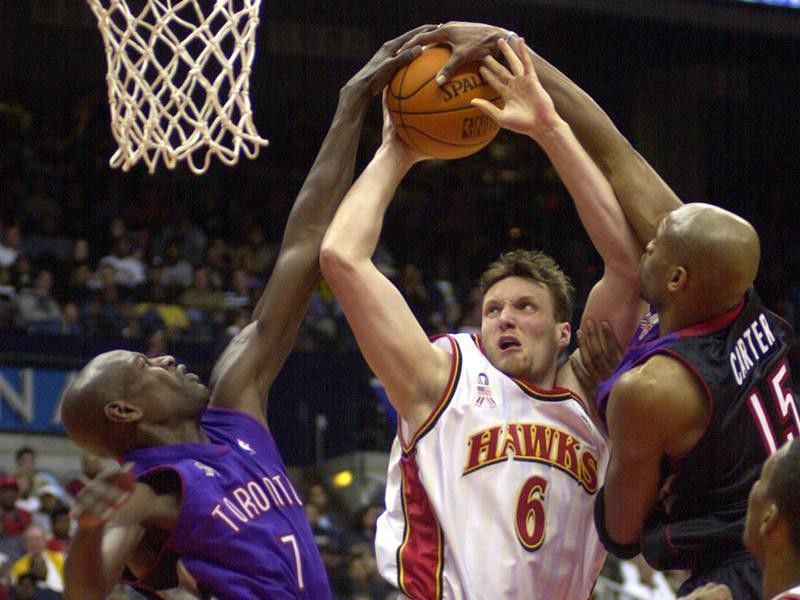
[
  {"xmin": 474, "ymin": 372, "xmax": 496, "ymax": 407},
  {"xmin": 192, "ymin": 461, "xmax": 219, "ymax": 478},
  {"xmin": 237, "ymin": 438, "xmax": 256, "ymax": 455},
  {"xmin": 637, "ymin": 312, "xmax": 659, "ymax": 341}
]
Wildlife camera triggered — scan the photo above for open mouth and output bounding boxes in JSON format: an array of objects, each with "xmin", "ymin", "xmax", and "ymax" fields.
[{"xmin": 499, "ymin": 337, "xmax": 521, "ymax": 351}]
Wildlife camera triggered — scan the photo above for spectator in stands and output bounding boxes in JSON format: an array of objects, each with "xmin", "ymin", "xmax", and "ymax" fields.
[
  {"xmin": 10, "ymin": 571, "xmax": 61, "ymax": 600},
  {"xmin": 0, "ymin": 265, "xmax": 16, "ymax": 329},
  {"xmin": 347, "ymin": 503, "xmax": 384, "ymax": 549},
  {"xmin": 0, "ymin": 224, "xmax": 21, "ymax": 268},
  {"xmin": 58, "ymin": 303, "xmax": 81, "ymax": 336},
  {"xmin": 12, "ymin": 449, "xmax": 64, "ymax": 513},
  {"xmin": 11, "ymin": 256, "xmax": 33, "ymax": 291},
  {"xmin": 28, "ymin": 487, "xmax": 68, "ymax": 538},
  {"xmin": 0, "ymin": 475, "xmax": 31, "ymax": 567},
  {"xmin": 431, "ymin": 256, "xmax": 463, "ymax": 332},
  {"xmin": 13, "ymin": 270, "xmax": 63, "ymax": 334},
  {"xmin": 157, "ymin": 240, "xmax": 193, "ymax": 293},
  {"xmin": 223, "ymin": 267, "xmax": 256, "ymax": 313},
  {"xmin": 298, "ymin": 282, "xmax": 343, "ymax": 351},
  {"xmin": 346, "ymin": 543, "xmax": 393, "ymax": 600},
  {"xmin": 44, "ymin": 509, "xmax": 71, "ymax": 555},
  {"xmin": 8, "ymin": 525, "xmax": 64, "ymax": 595},
  {"xmin": 306, "ymin": 481, "xmax": 346, "ymax": 538},
  {"xmin": 133, "ymin": 259, "xmax": 189, "ymax": 338},
  {"xmin": 398, "ymin": 262, "xmax": 444, "ymax": 334},
  {"xmin": 456, "ymin": 285, "xmax": 484, "ymax": 334},
  {"xmin": 204, "ymin": 237, "xmax": 232, "ymax": 288},
  {"xmin": 83, "ymin": 264, "xmax": 129, "ymax": 337},
  {"xmin": 98, "ymin": 236, "xmax": 145, "ymax": 289},
  {"xmin": 179, "ymin": 264, "xmax": 226, "ymax": 339},
  {"xmin": 237, "ymin": 225, "xmax": 276, "ymax": 280}
]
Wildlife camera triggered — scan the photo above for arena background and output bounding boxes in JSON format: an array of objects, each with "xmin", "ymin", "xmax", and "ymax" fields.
[{"xmin": 0, "ymin": 0, "xmax": 798, "ymax": 501}]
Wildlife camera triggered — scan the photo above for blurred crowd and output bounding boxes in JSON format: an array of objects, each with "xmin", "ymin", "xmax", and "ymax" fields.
[{"xmin": 2, "ymin": 88, "xmax": 797, "ymax": 361}]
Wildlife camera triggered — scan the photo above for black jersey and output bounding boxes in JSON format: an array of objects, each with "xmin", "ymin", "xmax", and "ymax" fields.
[{"xmin": 637, "ymin": 289, "xmax": 797, "ymax": 575}]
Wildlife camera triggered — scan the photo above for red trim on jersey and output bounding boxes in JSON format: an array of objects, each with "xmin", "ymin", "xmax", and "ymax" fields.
[
  {"xmin": 513, "ymin": 378, "xmax": 576, "ymax": 400},
  {"xmin": 471, "ymin": 334, "xmax": 575, "ymax": 399},
  {"xmin": 677, "ymin": 296, "xmax": 745, "ymax": 338},
  {"xmin": 401, "ymin": 334, "xmax": 461, "ymax": 453},
  {"xmin": 397, "ymin": 452, "xmax": 444, "ymax": 600}
]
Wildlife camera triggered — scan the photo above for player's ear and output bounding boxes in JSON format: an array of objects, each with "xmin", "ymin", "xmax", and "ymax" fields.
[
  {"xmin": 667, "ymin": 265, "xmax": 687, "ymax": 292},
  {"xmin": 557, "ymin": 322, "xmax": 571, "ymax": 349},
  {"xmin": 760, "ymin": 502, "xmax": 779, "ymax": 535},
  {"xmin": 104, "ymin": 400, "xmax": 143, "ymax": 423}
]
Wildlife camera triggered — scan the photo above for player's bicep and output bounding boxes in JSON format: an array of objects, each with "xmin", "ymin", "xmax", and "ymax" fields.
[{"xmin": 602, "ymin": 373, "xmax": 666, "ymax": 544}]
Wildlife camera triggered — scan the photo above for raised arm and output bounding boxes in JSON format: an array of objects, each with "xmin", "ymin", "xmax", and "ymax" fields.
[
  {"xmin": 473, "ymin": 39, "xmax": 645, "ymax": 396},
  {"xmin": 319, "ymin": 106, "xmax": 453, "ymax": 433},
  {"xmin": 208, "ymin": 27, "xmax": 432, "ymax": 421},
  {"xmin": 401, "ymin": 21, "xmax": 683, "ymax": 245}
]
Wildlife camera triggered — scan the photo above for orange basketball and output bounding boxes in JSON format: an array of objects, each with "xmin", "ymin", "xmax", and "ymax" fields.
[{"xmin": 387, "ymin": 46, "xmax": 502, "ymax": 160}]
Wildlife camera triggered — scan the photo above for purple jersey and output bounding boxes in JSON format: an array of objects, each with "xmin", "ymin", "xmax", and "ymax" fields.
[
  {"xmin": 122, "ymin": 407, "xmax": 330, "ymax": 599},
  {"xmin": 596, "ymin": 289, "xmax": 797, "ymax": 596}
]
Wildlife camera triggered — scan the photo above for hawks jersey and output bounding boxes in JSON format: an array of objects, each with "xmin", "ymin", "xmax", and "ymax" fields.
[
  {"xmin": 772, "ymin": 585, "xmax": 800, "ymax": 600},
  {"xmin": 596, "ymin": 289, "xmax": 797, "ymax": 576},
  {"xmin": 375, "ymin": 333, "xmax": 609, "ymax": 599},
  {"xmin": 123, "ymin": 407, "xmax": 330, "ymax": 600}
]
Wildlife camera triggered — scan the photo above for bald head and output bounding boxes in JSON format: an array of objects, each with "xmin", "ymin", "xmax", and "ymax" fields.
[
  {"xmin": 663, "ymin": 203, "xmax": 760, "ymax": 312},
  {"xmin": 62, "ymin": 350, "xmax": 210, "ymax": 458},
  {"xmin": 61, "ymin": 350, "xmax": 139, "ymax": 458}
]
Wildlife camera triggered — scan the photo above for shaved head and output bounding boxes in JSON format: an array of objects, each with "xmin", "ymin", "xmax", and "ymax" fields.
[
  {"xmin": 662, "ymin": 203, "xmax": 760, "ymax": 313},
  {"xmin": 61, "ymin": 351, "xmax": 138, "ymax": 458},
  {"xmin": 62, "ymin": 350, "xmax": 210, "ymax": 459}
]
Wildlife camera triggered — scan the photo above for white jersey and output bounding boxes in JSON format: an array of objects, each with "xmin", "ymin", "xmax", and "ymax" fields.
[
  {"xmin": 772, "ymin": 585, "xmax": 800, "ymax": 600},
  {"xmin": 376, "ymin": 333, "xmax": 609, "ymax": 599}
]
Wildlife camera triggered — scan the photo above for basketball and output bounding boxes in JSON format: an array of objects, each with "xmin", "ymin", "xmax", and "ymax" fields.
[{"xmin": 387, "ymin": 45, "xmax": 502, "ymax": 160}]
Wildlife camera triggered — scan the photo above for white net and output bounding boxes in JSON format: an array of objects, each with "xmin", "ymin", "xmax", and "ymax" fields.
[{"xmin": 86, "ymin": 0, "xmax": 269, "ymax": 174}]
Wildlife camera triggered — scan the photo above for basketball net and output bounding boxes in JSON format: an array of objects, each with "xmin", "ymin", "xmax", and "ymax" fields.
[{"xmin": 86, "ymin": 0, "xmax": 269, "ymax": 174}]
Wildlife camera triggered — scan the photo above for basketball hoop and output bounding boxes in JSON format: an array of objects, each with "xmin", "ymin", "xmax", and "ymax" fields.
[{"xmin": 86, "ymin": 0, "xmax": 269, "ymax": 174}]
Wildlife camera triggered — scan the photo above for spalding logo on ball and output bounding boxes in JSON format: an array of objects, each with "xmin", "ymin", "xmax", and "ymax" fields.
[{"xmin": 387, "ymin": 45, "xmax": 503, "ymax": 160}]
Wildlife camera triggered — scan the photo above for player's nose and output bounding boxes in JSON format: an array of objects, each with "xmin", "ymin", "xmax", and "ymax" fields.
[
  {"xmin": 156, "ymin": 355, "xmax": 177, "ymax": 368},
  {"xmin": 498, "ymin": 305, "xmax": 516, "ymax": 327}
]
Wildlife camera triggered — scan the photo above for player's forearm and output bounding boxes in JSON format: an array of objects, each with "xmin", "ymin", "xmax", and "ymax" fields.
[
  {"xmin": 321, "ymin": 144, "xmax": 413, "ymax": 266},
  {"xmin": 64, "ymin": 527, "xmax": 119, "ymax": 600},
  {"xmin": 533, "ymin": 120, "xmax": 640, "ymax": 276}
]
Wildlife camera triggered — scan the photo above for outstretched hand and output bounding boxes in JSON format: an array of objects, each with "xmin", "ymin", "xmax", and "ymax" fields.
[
  {"xmin": 347, "ymin": 24, "xmax": 435, "ymax": 97},
  {"xmin": 71, "ymin": 462, "xmax": 136, "ymax": 529},
  {"xmin": 471, "ymin": 37, "xmax": 560, "ymax": 140},
  {"xmin": 570, "ymin": 319, "xmax": 624, "ymax": 400},
  {"xmin": 399, "ymin": 21, "xmax": 509, "ymax": 85}
]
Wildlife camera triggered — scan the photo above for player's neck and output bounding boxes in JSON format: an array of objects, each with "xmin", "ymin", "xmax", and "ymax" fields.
[
  {"xmin": 763, "ymin": 549, "xmax": 800, "ymax": 600},
  {"xmin": 140, "ymin": 419, "xmax": 209, "ymax": 447}
]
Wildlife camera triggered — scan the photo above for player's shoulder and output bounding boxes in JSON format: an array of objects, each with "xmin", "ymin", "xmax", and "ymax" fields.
[
  {"xmin": 624, "ymin": 353, "xmax": 699, "ymax": 389},
  {"xmin": 615, "ymin": 354, "xmax": 702, "ymax": 409}
]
